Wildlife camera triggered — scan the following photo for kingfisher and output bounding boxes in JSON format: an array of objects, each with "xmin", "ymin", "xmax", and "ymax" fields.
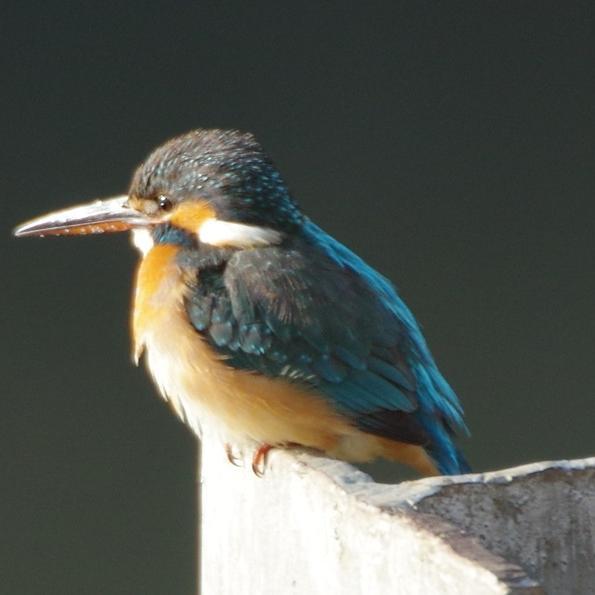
[{"xmin": 14, "ymin": 129, "xmax": 469, "ymax": 477}]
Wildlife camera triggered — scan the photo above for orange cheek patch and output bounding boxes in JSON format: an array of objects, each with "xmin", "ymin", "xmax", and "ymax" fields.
[{"xmin": 169, "ymin": 201, "xmax": 216, "ymax": 234}]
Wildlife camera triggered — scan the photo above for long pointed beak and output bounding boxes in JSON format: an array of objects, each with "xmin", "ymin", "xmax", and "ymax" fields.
[{"xmin": 13, "ymin": 196, "xmax": 150, "ymax": 238}]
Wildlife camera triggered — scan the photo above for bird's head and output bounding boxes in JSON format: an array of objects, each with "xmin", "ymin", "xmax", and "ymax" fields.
[{"xmin": 14, "ymin": 129, "xmax": 304, "ymax": 251}]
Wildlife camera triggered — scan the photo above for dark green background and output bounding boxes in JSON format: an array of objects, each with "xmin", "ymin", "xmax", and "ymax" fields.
[{"xmin": 3, "ymin": 2, "xmax": 595, "ymax": 594}]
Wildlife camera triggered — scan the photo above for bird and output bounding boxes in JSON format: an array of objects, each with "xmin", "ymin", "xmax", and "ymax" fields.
[{"xmin": 14, "ymin": 129, "xmax": 470, "ymax": 477}]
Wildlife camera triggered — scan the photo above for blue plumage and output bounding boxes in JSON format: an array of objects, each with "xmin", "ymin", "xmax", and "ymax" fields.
[
  {"xmin": 15, "ymin": 127, "xmax": 470, "ymax": 476},
  {"xmin": 125, "ymin": 128, "xmax": 471, "ymax": 475},
  {"xmin": 182, "ymin": 221, "xmax": 469, "ymax": 475}
]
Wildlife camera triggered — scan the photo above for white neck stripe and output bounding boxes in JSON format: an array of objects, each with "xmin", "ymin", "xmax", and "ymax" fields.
[
  {"xmin": 130, "ymin": 219, "xmax": 282, "ymax": 254},
  {"xmin": 198, "ymin": 218, "xmax": 282, "ymax": 248}
]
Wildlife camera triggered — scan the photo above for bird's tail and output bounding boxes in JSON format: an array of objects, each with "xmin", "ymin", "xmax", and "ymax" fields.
[
  {"xmin": 410, "ymin": 360, "xmax": 471, "ymax": 476},
  {"xmin": 428, "ymin": 443, "xmax": 471, "ymax": 475}
]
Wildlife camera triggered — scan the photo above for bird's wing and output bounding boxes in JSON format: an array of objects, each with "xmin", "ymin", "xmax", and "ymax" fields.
[{"xmin": 185, "ymin": 223, "xmax": 467, "ymax": 467}]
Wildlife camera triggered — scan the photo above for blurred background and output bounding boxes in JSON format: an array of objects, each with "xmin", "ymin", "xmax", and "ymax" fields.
[{"xmin": 2, "ymin": 2, "xmax": 595, "ymax": 594}]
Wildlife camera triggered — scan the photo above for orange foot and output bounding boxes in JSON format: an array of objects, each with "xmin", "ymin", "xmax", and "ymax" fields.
[
  {"xmin": 251, "ymin": 444, "xmax": 274, "ymax": 477},
  {"xmin": 224, "ymin": 443, "xmax": 243, "ymax": 467}
]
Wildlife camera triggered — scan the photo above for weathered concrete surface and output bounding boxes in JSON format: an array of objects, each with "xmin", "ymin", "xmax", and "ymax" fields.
[
  {"xmin": 199, "ymin": 435, "xmax": 595, "ymax": 594},
  {"xmin": 408, "ymin": 459, "xmax": 595, "ymax": 595}
]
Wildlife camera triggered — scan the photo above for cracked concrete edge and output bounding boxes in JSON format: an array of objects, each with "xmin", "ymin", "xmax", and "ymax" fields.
[
  {"xmin": 272, "ymin": 450, "xmax": 547, "ymax": 593},
  {"xmin": 387, "ymin": 457, "xmax": 595, "ymax": 508}
]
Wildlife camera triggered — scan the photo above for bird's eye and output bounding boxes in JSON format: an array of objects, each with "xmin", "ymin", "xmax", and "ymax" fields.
[{"xmin": 157, "ymin": 195, "xmax": 173, "ymax": 211}]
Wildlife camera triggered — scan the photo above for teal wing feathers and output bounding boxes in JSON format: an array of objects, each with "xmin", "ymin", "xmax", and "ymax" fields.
[{"xmin": 184, "ymin": 222, "xmax": 469, "ymax": 474}]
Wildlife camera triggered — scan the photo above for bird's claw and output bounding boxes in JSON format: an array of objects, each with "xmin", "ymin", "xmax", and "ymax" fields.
[
  {"xmin": 225, "ymin": 443, "xmax": 243, "ymax": 467},
  {"xmin": 251, "ymin": 444, "xmax": 273, "ymax": 477}
]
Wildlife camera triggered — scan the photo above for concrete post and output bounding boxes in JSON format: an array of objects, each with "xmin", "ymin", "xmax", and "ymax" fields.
[{"xmin": 199, "ymin": 437, "xmax": 595, "ymax": 594}]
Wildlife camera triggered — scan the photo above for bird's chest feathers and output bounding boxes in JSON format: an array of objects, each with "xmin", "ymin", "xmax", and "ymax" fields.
[
  {"xmin": 132, "ymin": 245, "xmax": 218, "ymax": 429},
  {"xmin": 130, "ymin": 244, "xmax": 350, "ymax": 449},
  {"xmin": 132, "ymin": 244, "xmax": 187, "ymax": 361},
  {"xmin": 132, "ymin": 244, "xmax": 265, "ymax": 440}
]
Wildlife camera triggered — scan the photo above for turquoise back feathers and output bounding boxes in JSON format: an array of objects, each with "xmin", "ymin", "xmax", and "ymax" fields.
[{"xmin": 180, "ymin": 219, "xmax": 469, "ymax": 475}]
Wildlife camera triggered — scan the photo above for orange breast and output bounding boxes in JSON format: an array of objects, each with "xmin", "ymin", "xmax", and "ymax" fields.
[
  {"xmin": 130, "ymin": 245, "xmax": 437, "ymax": 474},
  {"xmin": 132, "ymin": 244, "xmax": 186, "ymax": 362},
  {"xmin": 130, "ymin": 243, "xmax": 350, "ymax": 450}
]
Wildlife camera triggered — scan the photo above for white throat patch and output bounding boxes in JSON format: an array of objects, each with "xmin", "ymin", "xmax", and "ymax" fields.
[{"xmin": 131, "ymin": 228, "xmax": 154, "ymax": 255}]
